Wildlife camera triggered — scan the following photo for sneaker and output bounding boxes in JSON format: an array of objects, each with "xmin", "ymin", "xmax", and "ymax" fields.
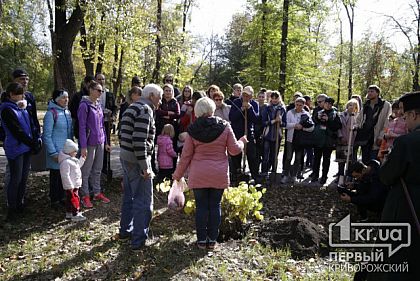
[
  {"xmin": 82, "ymin": 196, "xmax": 93, "ymax": 208},
  {"xmin": 93, "ymin": 193, "xmax": 110, "ymax": 204},
  {"xmin": 297, "ymin": 173, "xmax": 304, "ymax": 180},
  {"xmin": 319, "ymin": 177, "xmax": 327, "ymax": 185},
  {"xmin": 71, "ymin": 213, "xmax": 86, "ymax": 222},
  {"xmin": 207, "ymin": 240, "xmax": 217, "ymax": 250},
  {"xmin": 65, "ymin": 212, "xmax": 73, "ymax": 219},
  {"xmin": 196, "ymin": 241, "xmax": 207, "ymax": 250}
]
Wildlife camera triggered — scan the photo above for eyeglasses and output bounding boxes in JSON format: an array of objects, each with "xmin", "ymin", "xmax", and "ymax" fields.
[
  {"xmin": 165, "ymin": 79, "xmax": 173, "ymax": 83},
  {"xmin": 214, "ymin": 98, "xmax": 223, "ymax": 101},
  {"xmin": 94, "ymin": 88, "xmax": 105, "ymax": 93}
]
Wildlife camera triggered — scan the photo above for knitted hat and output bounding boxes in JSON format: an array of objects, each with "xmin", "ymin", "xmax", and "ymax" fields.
[{"xmin": 63, "ymin": 139, "xmax": 78, "ymax": 154}]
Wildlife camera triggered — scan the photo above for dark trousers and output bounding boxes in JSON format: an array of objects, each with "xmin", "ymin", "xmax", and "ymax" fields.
[
  {"xmin": 231, "ymin": 138, "xmax": 259, "ymax": 181},
  {"xmin": 193, "ymin": 188, "xmax": 224, "ymax": 242},
  {"xmin": 283, "ymin": 142, "xmax": 304, "ymax": 177},
  {"xmin": 66, "ymin": 189, "xmax": 80, "ymax": 215},
  {"xmin": 7, "ymin": 151, "xmax": 31, "ymax": 209},
  {"xmin": 102, "ymin": 121, "xmax": 112, "ymax": 174},
  {"xmin": 312, "ymin": 147, "xmax": 333, "ymax": 179},
  {"xmin": 262, "ymin": 139, "xmax": 281, "ymax": 174},
  {"xmin": 305, "ymin": 148, "xmax": 314, "ymax": 167},
  {"xmin": 354, "ymin": 144, "xmax": 378, "ymax": 165},
  {"xmin": 156, "ymin": 168, "xmax": 174, "ymax": 183},
  {"xmin": 50, "ymin": 169, "xmax": 65, "ymax": 203}
]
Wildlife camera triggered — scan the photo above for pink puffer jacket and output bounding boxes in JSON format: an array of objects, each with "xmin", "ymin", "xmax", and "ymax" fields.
[{"xmin": 157, "ymin": 135, "xmax": 177, "ymax": 169}]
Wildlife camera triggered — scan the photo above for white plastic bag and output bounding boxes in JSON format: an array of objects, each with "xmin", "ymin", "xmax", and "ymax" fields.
[{"xmin": 168, "ymin": 178, "xmax": 186, "ymax": 210}]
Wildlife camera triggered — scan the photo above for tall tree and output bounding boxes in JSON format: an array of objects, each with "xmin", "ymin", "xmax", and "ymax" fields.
[
  {"xmin": 279, "ymin": 0, "xmax": 290, "ymax": 96},
  {"xmin": 175, "ymin": 0, "xmax": 192, "ymax": 80},
  {"xmin": 342, "ymin": 0, "xmax": 355, "ymax": 99},
  {"xmin": 48, "ymin": 0, "xmax": 85, "ymax": 96},
  {"xmin": 384, "ymin": 0, "xmax": 420, "ymax": 91},
  {"xmin": 259, "ymin": 0, "xmax": 268, "ymax": 87},
  {"xmin": 152, "ymin": 0, "xmax": 162, "ymax": 83}
]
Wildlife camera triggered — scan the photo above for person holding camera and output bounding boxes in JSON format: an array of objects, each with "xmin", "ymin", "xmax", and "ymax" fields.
[
  {"xmin": 339, "ymin": 160, "xmax": 388, "ymax": 221},
  {"xmin": 310, "ymin": 97, "xmax": 342, "ymax": 184}
]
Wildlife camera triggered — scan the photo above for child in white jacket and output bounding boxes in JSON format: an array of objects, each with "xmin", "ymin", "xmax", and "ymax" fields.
[{"xmin": 59, "ymin": 139, "xmax": 86, "ymax": 222}]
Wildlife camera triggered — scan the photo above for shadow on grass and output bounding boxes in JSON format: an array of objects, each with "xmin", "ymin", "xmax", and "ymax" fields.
[{"xmin": 8, "ymin": 232, "xmax": 205, "ymax": 281}]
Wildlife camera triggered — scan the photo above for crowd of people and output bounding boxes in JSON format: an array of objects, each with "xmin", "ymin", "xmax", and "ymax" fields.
[{"xmin": 1, "ymin": 69, "xmax": 419, "ymax": 278}]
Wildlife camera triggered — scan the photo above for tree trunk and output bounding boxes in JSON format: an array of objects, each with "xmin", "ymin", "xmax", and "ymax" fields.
[
  {"xmin": 414, "ymin": 0, "xmax": 420, "ymax": 91},
  {"xmin": 112, "ymin": 43, "xmax": 119, "ymax": 94},
  {"xmin": 96, "ymin": 12, "xmax": 106, "ymax": 75},
  {"xmin": 337, "ymin": 19, "xmax": 343, "ymax": 109},
  {"xmin": 260, "ymin": 0, "xmax": 268, "ymax": 87},
  {"xmin": 176, "ymin": 0, "xmax": 192, "ymax": 81},
  {"xmin": 343, "ymin": 1, "xmax": 354, "ymax": 100},
  {"xmin": 52, "ymin": 0, "xmax": 85, "ymax": 97},
  {"xmin": 152, "ymin": 0, "xmax": 162, "ymax": 83},
  {"xmin": 79, "ymin": 19, "xmax": 94, "ymax": 76},
  {"xmin": 279, "ymin": 0, "xmax": 290, "ymax": 97}
]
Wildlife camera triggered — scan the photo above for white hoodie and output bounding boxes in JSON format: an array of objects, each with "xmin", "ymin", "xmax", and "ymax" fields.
[{"xmin": 58, "ymin": 151, "xmax": 85, "ymax": 190}]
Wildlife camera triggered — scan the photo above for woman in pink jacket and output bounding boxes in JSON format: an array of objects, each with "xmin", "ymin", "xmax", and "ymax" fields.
[{"xmin": 173, "ymin": 97, "xmax": 247, "ymax": 250}]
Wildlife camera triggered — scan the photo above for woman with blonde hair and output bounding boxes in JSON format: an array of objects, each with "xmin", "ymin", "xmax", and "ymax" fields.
[
  {"xmin": 336, "ymin": 98, "xmax": 360, "ymax": 178},
  {"xmin": 213, "ymin": 91, "xmax": 231, "ymax": 121}
]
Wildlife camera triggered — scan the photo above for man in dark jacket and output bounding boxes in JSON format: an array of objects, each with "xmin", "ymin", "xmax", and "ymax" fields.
[
  {"xmin": 368, "ymin": 91, "xmax": 420, "ymax": 281},
  {"xmin": 12, "ymin": 69, "xmax": 40, "ymax": 140},
  {"xmin": 339, "ymin": 160, "xmax": 388, "ymax": 221},
  {"xmin": 229, "ymin": 85, "xmax": 260, "ymax": 184}
]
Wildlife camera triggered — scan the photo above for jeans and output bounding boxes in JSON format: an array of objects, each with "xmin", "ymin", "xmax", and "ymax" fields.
[
  {"xmin": 81, "ymin": 144, "xmax": 104, "ymax": 197},
  {"xmin": 49, "ymin": 169, "xmax": 65, "ymax": 203},
  {"xmin": 283, "ymin": 142, "xmax": 304, "ymax": 177},
  {"xmin": 262, "ymin": 139, "xmax": 281, "ymax": 174},
  {"xmin": 119, "ymin": 159, "xmax": 153, "ymax": 247},
  {"xmin": 193, "ymin": 188, "xmax": 224, "ymax": 242},
  {"xmin": 312, "ymin": 147, "xmax": 333, "ymax": 179},
  {"xmin": 6, "ymin": 152, "xmax": 31, "ymax": 209}
]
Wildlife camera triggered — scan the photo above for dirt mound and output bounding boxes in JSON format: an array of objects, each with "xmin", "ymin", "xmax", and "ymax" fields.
[{"xmin": 256, "ymin": 217, "xmax": 329, "ymax": 259}]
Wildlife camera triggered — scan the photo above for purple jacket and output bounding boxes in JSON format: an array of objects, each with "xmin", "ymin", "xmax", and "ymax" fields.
[
  {"xmin": 77, "ymin": 96, "xmax": 107, "ymax": 149},
  {"xmin": 157, "ymin": 135, "xmax": 177, "ymax": 169}
]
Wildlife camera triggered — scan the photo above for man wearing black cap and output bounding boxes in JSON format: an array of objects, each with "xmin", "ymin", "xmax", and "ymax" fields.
[
  {"xmin": 370, "ymin": 92, "xmax": 420, "ymax": 280},
  {"xmin": 12, "ymin": 69, "xmax": 41, "ymax": 140}
]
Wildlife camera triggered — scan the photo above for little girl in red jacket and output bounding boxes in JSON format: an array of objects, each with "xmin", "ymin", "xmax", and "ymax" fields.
[{"xmin": 156, "ymin": 124, "xmax": 178, "ymax": 182}]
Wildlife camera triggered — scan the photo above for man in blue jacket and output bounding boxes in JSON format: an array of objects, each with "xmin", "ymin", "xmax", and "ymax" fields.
[{"xmin": 229, "ymin": 86, "xmax": 261, "ymax": 184}]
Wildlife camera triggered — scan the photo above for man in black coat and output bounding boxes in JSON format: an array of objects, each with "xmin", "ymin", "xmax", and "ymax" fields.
[{"xmin": 367, "ymin": 92, "xmax": 420, "ymax": 281}]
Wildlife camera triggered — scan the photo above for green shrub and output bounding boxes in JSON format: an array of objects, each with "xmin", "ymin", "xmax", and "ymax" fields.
[{"xmin": 157, "ymin": 180, "xmax": 266, "ymax": 240}]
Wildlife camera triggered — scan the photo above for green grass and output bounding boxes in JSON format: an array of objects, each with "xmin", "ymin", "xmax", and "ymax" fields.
[{"xmin": 0, "ymin": 175, "xmax": 352, "ymax": 280}]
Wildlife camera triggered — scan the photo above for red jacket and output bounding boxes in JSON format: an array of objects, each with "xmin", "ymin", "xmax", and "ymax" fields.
[{"xmin": 157, "ymin": 135, "xmax": 177, "ymax": 169}]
